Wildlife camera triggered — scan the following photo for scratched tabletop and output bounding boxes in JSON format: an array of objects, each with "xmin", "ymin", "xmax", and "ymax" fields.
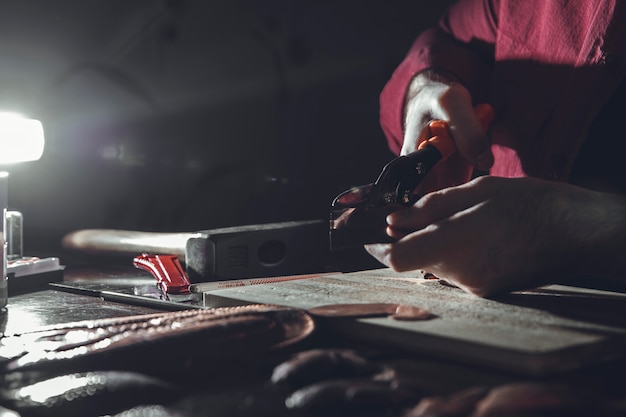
[
  {"xmin": 203, "ymin": 268, "xmax": 626, "ymax": 377},
  {"xmin": 2, "ymin": 265, "xmax": 626, "ymax": 417}
]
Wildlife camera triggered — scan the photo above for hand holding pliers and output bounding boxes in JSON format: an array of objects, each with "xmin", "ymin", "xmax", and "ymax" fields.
[{"xmin": 330, "ymin": 104, "xmax": 494, "ymax": 250}]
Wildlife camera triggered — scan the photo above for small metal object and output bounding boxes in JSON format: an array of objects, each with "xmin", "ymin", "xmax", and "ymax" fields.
[
  {"xmin": 6, "ymin": 211, "xmax": 23, "ymax": 260},
  {"xmin": 415, "ymin": 161, "xmax": 425, "ymax": 175},
  {"xmin": 0, "ymin": 171, "xmax": 8, "ymax": 310}
]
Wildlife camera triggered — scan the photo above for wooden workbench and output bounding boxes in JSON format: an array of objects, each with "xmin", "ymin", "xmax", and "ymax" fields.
[{"xmin": 2, "ymin": 265, "xmax": 626, "ymax": 416}]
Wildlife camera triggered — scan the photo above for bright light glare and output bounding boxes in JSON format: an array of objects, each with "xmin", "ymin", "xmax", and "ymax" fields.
[
  {"xmin": 15, "ymin": 373, "xmax": 106, "ymax": 403},
  {"xmin": 0, "ymin": 112, "xmax": 45, "ymax": 164}
]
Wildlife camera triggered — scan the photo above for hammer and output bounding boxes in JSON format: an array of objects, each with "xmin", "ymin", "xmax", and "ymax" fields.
[{"xmin": 62, "ymin": 220, "xmax": 329, "ymax": 282}]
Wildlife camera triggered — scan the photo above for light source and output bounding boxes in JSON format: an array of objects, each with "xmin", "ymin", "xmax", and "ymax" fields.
[
  {"xmin": 0, "ymin": 113, "xmax": 45, "ymax": 164},
  {"xmin": 0, "ymin": 112, "xmax": 45, "ymax": 310}
]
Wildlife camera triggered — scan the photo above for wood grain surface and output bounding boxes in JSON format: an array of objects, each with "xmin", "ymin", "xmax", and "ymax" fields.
[{"xmin": 201, "ymin": 268, "xmax": 626, "ymax": 376}]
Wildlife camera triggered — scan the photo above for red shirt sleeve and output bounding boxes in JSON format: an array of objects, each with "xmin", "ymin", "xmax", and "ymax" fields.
[{"xmin": 379, "ymin": 0, "xmax": 498, "ymax": 155}]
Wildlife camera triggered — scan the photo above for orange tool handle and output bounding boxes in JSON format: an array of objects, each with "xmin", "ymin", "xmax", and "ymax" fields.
[{"xmin": 418, "ymin": 103, "xmax": 495, "ymax": 161}]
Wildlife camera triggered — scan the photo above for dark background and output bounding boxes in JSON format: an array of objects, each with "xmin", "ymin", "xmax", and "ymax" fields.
[{"xmin": 0, "ymin": 0, "xmax": 454, "ymax": 258}]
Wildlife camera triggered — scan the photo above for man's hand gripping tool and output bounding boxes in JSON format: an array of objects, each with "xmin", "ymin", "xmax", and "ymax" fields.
[{"xmin": 330, "ymin": 104, "xmax": 494, "ymax": 250}]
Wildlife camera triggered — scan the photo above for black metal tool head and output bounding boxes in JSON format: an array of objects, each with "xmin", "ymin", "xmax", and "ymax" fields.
[{"xmin": 329, "ymin": 145, "xmax": 444, "ymax": 250}]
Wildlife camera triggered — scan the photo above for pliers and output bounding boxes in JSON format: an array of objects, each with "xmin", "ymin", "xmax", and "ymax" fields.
[{"xmin": 330, "ymin": 104, "xmax": 493, "ymax": 250}]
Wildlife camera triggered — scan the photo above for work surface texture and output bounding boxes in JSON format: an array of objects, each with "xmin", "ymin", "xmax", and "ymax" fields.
[
  {"xmin": 204, "ymin": 268, "xmax": 626, "ymax": 376},
  {"xmin": 2, "ymin": 266, "xmax": 626, "ymax": 417}
]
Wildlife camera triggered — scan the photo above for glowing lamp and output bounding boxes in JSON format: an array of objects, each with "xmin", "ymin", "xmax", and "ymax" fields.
[
  {"xmin": 0, "ymin": 112, "xmax": 45, "ymax": 309},
  {"xmin": 0, "ymin": 113, "xmax": 45, "ymax": 163}
]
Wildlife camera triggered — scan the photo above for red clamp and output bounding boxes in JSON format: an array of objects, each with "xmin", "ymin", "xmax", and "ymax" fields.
[{"xmin": 133, "ymin": 253, "xmax": 191, "ymax": 295}]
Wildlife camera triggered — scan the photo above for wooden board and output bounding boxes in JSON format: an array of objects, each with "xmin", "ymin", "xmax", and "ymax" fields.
[{"xmin": 201, "ymin": 268, "xmax": 626, "ymax": 376}]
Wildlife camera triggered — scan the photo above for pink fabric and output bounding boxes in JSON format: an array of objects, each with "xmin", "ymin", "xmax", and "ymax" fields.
[{"xmin": 380, "ymin": 0, "xmax": 626, "ymax": 180}]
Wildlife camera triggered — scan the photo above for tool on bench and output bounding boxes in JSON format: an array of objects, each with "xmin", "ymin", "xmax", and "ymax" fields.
[
  {"xmin": 132, "ymin": 253, "xmax": 195, "ymax": 303},
  {"xmin": 62, "ymin": 220, "xmax": 329, "ymax": 282},
  {"xmin": 330, "ymin": 104, "xmax": 494, "ymax": 250},
  {"xmin": 132, "ymin": 252, "xmax": 336, "ymax": 304}
]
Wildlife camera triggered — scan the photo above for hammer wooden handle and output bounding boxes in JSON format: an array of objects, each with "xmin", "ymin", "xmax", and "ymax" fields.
[{"xmin": 62, "ymin": 229, "xmax": 200, "ymax": 261}]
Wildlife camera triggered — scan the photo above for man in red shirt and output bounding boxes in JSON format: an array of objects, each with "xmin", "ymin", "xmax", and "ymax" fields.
[{"xmin": 365, "ymin": 0, "xmax": 626, "ymax": 296}]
